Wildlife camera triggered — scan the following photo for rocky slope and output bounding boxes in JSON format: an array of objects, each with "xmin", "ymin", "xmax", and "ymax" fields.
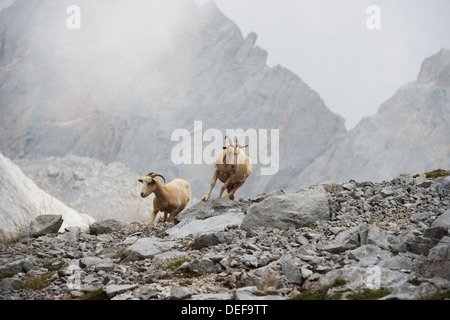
[
  {"xmin": 16, "ymin": 154, "xmax": 155, "ymax": 223},
  {"xmin": 0, "ymin": 153, "xmax": 94, "ymax": 238},
  {"xmin": 0, "ymin": 0, "xmax": 345, "ymax": 199},
  {"xmin": 293, "ymin": 48, "xmax": 450, "ymax": 188},
  {"xmin": 1, "ymin": 173, "xmax": 449, "ymax": 300}
]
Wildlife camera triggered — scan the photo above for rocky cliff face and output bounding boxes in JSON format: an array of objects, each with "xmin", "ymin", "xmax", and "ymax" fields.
[
  {"xmin": 0, "ymin": 0, "xmax": 345, "ymax": 200},
  {"xmin": 292, "ymin": 48, "xmax": 450, "ymax": 188}
]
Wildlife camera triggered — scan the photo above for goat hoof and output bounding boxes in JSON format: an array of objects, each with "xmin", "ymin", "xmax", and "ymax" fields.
[{"xmin": 202, "ymin": 196, "xmax": 209, "ymax": 202}]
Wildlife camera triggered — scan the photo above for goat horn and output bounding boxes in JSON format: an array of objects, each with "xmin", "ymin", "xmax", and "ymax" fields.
[
  {"xmin": 224, "ymin": 136, "xmax": 234, "ymax": 146},
  {"xmin": 150, "ymin": 173, "xmax": 166, "ymax": 184}
]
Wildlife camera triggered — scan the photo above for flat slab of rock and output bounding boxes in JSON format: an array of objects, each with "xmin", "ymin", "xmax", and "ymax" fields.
[
  {"xmin": 105, "ymin": 284, "xmax": 138, "ymax": 298},
  {"xmin": 89, "ymin": 219, "xmax": 125, "ymax": 235},
  {"xmin": 166, "ymin": 212, "xmax": 245, "ymax": 238},
  {"xmin": 241, "ymin": 187, "xmax": 330, "ymax": 231},
  {"xmin": 123, "ymin": 237, "xmax": 177, "ymax": 262},
  {"xmin": 175, "ymin": 198, "xmax": 250, "ymax": 222}
]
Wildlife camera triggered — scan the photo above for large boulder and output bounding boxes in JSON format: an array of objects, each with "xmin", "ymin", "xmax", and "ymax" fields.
[
  {"xmin": 122, "ymin": 237, "xmax": 177, "ymax": 262},
  {"xmin": 20, "ymin": 214, "xmax": 63, "ymax": 241},
  {"xmin": 175, "ymin": 198, "xmax": 250, "ymax": 223},
  {"xmin": 240, "ymin": 187, "xmax": 330, "ymax": 231},
  {"xmin": 417, "ymin": 236, "xmax": 450, "ymax": 280},
  {"xmin": 167, "ymin": 212, "xmax": 245, "ymax": 238}
]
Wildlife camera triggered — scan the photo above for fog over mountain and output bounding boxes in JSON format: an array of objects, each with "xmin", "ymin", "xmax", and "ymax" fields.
[
  {"xmin": 0, "ymin": 0, "xmax": 448, "ymax": 212},
  {"xmin": 0, "ymin": 0, "xmax": 345, "ymax": 200},
  {"xmin": 291, "ymin": 48, "xmax": 450, "ymax": 188}
]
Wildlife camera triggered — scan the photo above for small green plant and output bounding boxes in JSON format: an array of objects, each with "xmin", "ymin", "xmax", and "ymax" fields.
[
  {"xmin": 389, "ymin": 248, "xmax": 399, "ymax": 255},
  {"xmin": 80, "ymin": 288, "xmax": 108, "ymax": 300},
  {"xmin": 424, "ymin": 169, "xmax": 450, "ymax": 179}
]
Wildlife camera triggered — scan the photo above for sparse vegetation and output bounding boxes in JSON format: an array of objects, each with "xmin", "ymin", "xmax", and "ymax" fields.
[
  {"xmin": 346, "ymin": 288, "xmax": 390, "ymax": 300},
  {"xmin": 157, "ymin": 257, "xmax": 191, "ymax": 270},
  {"xmin": 424, "ymin": 169, "xmax": 450, "ymax": 179},
  {"xmin": 424, "ymin": 290, "xmax": 450, "ymax": 300},
  {"xmin": 79, "ymin": 288, "xmax": 108, "ymax": 300},
  {"xmin": 21, "ymin": 273, "xmax": 53, "ymax": 290},
  {"xmin": 0, "ymin": 270, "xmax": 19, "ymax": 281}
]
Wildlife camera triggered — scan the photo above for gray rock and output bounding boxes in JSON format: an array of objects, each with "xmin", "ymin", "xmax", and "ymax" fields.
[
  {"xmin": 123, "ymin": 237, "xmax": 177, "ymax": 262},
  {"xmin": 29, "ymin": 215, "xmax": 63, "ymax": 238},
  {"xmin": 319, "ymin": 225, "xmax": 368, "ymax": 254},
  {"xmin": 234, "ymin": 286, "xmax": 284, "ymax": 300},
  {"xmin": 170, "ymin": 285, "xmax": 191, "ymax": 300},
  {"xmin": 280, "ymin": 254, "xmax": 303, "ymax": 285},
  {"xmin": 175, "ymin": 199, "xmax": 249, "ymax": 223},
  {"xmin": 439, "ymin": 176, "xmax": 450, "ymax": 190},
  {"xmin": 431, "ymin": 209, "xmax": 450, "ymax": 230},
  {"xmin": 400, "ymin": 232, "xmax": 439, "ymax": 256},
  {"xmin": 89, "ymin": 219, "xmax": 125, "ymax": 235},
  {"xmin": 166, "ymin": 212, "xmax": 245, "ymax": 238},
  {"xmin": 0, "ymin": 258, "xmax": 31, "ymax": 273},
  {"xmin": 241, "ymin": 187, "xmax": 330, "ymax": 231},
  {"xmin": 80, "ymin": 257, "xmax": 107, "ymax": 269},
  {"xmin": 366, "ymin": 225, "xmax": 391, "ymax": 249},
  {"xmin": 1, "ymin": 278, "xmax": 22, "ymax": 290},
  {"xmin": 380, "ymin": 187, "xmax": 395, "ymax": 198},
  {"xmin": 105, "ymin": 284, "xmax": 138, "ymax": 298},
  {"xmin": 417, "ymin": 236, "xmax": 450, "ymax": 280},
  {"xmin": 240, "ymin": 261, "xmax": 281, "ymax": 290},
  {"xmin": 183, "ymin": 258, "xmax": 219, "ymax": 274},
  {"xmin": 193, "ymin": 231, "xmax": 235, "ymax": 249},
  {"xmin": 190, "ymin": 292, "xmax": 233, "ymax": 300}
]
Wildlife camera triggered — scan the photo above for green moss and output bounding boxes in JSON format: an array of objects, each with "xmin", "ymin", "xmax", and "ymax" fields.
[
  {"xmin": 425, "ymin": 169, "xmax": 450, "ymax": 179},
  {"xmin": 80, "ymin": 288, "xmax": 108, "ymax": 300},
  {"xmin": 389, "ymin": 248, "xmax": 400, "ymax": 255},
  {"xmin": 347, "ymin": 288, "xmax": 390, "ymax": 300}
]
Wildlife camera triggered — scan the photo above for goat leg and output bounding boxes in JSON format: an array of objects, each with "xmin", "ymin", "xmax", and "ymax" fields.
[
  {"xmin": 218, "ymin": 179, "xmax": 233, "ymax": 199},
  {"xmin": 223, "ymin": 181, "xmax": 244, "ymax": 200},
  {"xmin": 202, "ymin": 169, "xmax": 218, "ymax": 201},
  {"xmin": 148, "ymin": 209, "xmax": 159, "ymax": 226}
]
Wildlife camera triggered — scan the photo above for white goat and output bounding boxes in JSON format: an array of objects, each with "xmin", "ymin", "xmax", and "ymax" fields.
[
  {"xmin": 202, "ymin": 136, "xmax": 252, "ymax": 201},
  {"xmin": 139, "ymin": 172, "xmax": 191, "ymax": 225}
]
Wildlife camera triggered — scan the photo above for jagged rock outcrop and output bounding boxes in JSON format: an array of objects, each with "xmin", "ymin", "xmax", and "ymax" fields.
[
  {"xmin": 0, "ymin": 0, "xmax": 345, "ymax": 200},
  {"xmin": 292, "ymin": 48, "xmax": 450, "ymax": 188}
]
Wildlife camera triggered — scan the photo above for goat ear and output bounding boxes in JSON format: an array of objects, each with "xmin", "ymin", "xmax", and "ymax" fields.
[{"xmin": 138, "ymin": 179, "xmax": 144, "ymax": 183}]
